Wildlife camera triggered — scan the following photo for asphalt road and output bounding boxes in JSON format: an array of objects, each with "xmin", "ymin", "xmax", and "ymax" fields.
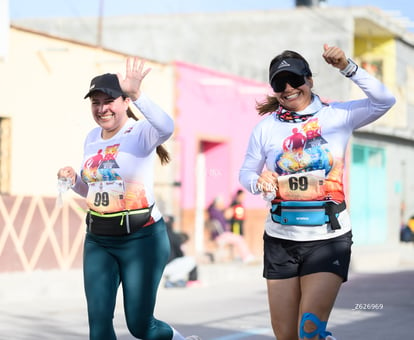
[{"xmin": 0, "ymin": 262, "xmax": 413, "ymax": 339}]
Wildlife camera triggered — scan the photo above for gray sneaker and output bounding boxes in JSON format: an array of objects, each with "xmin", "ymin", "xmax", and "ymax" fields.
[{"xmin": 185, "ymin": 337, "xmax": 201, "ymax": 340}]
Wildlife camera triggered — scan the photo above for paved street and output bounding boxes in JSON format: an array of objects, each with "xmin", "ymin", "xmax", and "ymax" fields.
[{"xmin": 0, "ymin": 260, "xmax": 413, "ymax": 339}]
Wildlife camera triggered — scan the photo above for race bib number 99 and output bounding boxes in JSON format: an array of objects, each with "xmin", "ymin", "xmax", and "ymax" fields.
[
  {"xmin": 87, "ymin": 180, "xmax": 125, "ymax": 213},
  {"xmin": 278, "ymin": 170, "xmax": 325, "ymax": 201}
]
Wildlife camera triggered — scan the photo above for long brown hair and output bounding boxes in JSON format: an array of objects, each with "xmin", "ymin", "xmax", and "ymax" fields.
[
  {"xmin": 126, "ymin": 107, "xmax": 171, "ymax": 165},
  {"xmin": 256, "ymin": 50, "xmax": 312, "ymax": 116}
]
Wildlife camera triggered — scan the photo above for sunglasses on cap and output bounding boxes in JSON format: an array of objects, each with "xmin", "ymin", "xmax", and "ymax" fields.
[{"xmin": 271, "ymin": 73, "xmax": 306, "ymax": 92}]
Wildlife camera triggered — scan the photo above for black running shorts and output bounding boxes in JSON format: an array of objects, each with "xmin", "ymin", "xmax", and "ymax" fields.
[{"xmin": 263, "ymin": 231, "xmax": 353, "ymax": 281}]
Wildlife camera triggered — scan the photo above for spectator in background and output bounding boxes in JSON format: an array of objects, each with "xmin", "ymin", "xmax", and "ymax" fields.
[
  {"xmin": 229, "ymin": 189, "xmax": 246, "ymax": 236},
  {"xmin": 400, "ymin": 215, "xmax": 414, "ymax": 242},
  {"xmin": 164, "ymin": 216, "xmax": 200, "ymax": 288},
  {"xmin": 207, "ymin": 196, "xmax": 254, "ymax": 263},
  {"xmin": 407, "ymin": 216, "xmax": 414, "ymax": 234}
]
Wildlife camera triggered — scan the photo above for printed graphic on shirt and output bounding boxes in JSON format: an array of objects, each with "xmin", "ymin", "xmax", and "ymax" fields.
[
  {"xmin": 81, "ymin": 144, "xmax": 149, "ymax": 213},
  {"xmin": 275, "ymin": 118, "xmax": 344, "ymax": 201},
  {"xmin": 82, "ymin": 144, "xmax": 121, "ymax": 182}
]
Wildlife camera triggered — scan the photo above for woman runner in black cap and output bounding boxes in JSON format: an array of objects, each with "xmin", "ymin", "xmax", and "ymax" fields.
[
  {"xmin": 58, "ymin": 57, "xmax": 201, "ymax": 340},
  {"xmin": 239, "ymin": 45, "xmax": 395, "ymax": 340}
]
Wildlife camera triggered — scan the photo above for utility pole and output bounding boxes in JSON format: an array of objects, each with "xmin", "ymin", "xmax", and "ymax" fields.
[{"xmin": 97, "ymin": 0, "xmax": 104, "ymax": 47}]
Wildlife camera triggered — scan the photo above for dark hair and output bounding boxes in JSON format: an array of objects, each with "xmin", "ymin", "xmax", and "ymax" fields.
[
  {"xmin": 234, "ymin": 189, "xmax": 244, "ymax": 198},
  {"xmin": 256, "ymin": 50, "xmax": 313, "ymax": 116},
  {"xmin": 126, "ymin": 107, "xmax": 171, "ymax": 165},
  {"xmin": 231, "ymin": 189, "xmax": 244, "ymax": 205}
]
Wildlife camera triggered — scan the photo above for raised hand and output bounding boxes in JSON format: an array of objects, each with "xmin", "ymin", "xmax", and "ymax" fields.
[
  {"xmin": 322, "ymin": 44, "xmax": 348, "ymax": 70},
  {"xmin": 117, "ymin": 57, "xmax": 151, "ymax": 101}
]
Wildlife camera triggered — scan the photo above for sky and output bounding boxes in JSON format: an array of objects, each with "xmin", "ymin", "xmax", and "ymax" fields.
[{"xmin": 6, "ymin": 0, "xmax": 414, "ymax": 31}]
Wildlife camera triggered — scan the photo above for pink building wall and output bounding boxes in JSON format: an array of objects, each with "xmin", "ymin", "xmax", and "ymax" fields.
[{"xmin": 174, "ymin": 61, "xmax": 269, "ymax": 210}]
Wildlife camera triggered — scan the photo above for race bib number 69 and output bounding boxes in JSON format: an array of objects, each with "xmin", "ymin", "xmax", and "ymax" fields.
[{"xmin": 278, "ymin": 170, "xmax": 326, "ymax": 201}]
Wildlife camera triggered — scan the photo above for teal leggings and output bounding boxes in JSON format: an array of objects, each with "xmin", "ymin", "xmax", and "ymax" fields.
[{"xmin": 83, "ymin": 219, "xmax": 173, "ymax": 340}]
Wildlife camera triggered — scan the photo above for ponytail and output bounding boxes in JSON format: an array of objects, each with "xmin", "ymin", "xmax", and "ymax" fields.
[
  {"xmin": 127, "ymin": 107, "xmax": 171, "ymax": 165},
  {"xmin": 256, "ymin": 95, "xmax": 280, "ymax": 116}
]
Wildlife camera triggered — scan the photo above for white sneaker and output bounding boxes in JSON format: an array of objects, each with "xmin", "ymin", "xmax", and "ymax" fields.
[
  {"xmin": 186, "ymin": 336, "xmax": 202, "ymax": 340},
  {"xmin": 325, "ymin": 336, "xmax": 337, "ymax": 340}
]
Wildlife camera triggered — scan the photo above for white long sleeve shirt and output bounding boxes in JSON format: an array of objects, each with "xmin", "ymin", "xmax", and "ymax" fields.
[
  {"xmin": 72, "ymin": 93, "xmax": 173, "ymax": 222},
  {"xmin": 239, "ymin": 67, "xmax": 396, "ymax": 241}
]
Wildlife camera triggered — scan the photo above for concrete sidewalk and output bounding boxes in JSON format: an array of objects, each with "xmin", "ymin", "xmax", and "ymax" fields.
[
  {"xmin": 0, "ymin": 261, "xmax": 261, "ymax": 303},
  {"xmin": 2, "ymin": 241, "xmax": 414, "ymax": 301},
  {"xmin": 1, "ymin": 242, "xmax": 414, "ymax": 304}
]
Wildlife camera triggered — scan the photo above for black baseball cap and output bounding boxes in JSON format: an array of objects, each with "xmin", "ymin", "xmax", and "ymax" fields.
[
  {"xmin": 269, "ymin": 58, "xmax": 312, "ymax": 85},
  {"xmin": 84, "ymin": 73, "xmax": 125, "ymax": 99}
]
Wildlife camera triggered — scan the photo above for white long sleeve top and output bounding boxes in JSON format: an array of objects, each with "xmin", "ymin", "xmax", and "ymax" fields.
[
  {"xmin": 239, "ymin": 67, "xmax": 396, "ymax": 241},
  {"xmin": 72, "ymin": 93, "xmax": 173, "ymax": 222}
]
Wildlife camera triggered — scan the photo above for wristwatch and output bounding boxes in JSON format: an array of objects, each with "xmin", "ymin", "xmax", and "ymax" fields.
[{"xmin": 340, "ymin": 58, "xmax": 358, "ymax": 78}]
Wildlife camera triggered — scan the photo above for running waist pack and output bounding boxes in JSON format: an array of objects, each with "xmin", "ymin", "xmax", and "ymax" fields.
[
  {"xmin": 86, "ymin": 205, "xmax": 153, "ymax": 236},
  {"xmin": 270, "ymin": 201, "xmax": 346, "ymax": 230}
]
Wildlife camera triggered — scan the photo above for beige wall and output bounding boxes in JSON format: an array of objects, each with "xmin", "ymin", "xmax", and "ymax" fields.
[{"xmin": 0, "ymin": 27, "xmax": 175, "ymax": 197}]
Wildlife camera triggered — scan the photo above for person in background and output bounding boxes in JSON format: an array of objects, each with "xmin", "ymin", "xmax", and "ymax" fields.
[
  {"xmin": 57, "ymin": 57, "xmax": 200, "ymax": 340},
  {"xmin": 229, "ymin": 189, "xmax": 246, "ymax": 236},
  {"xmin": 207, "ymin": 196, "xmax": 255, "ymax": 263},
  {"xmin": 164, "ymin": 216, "xmax": 200, "ymax": 288},
  {"xmin": 407, "ymin": 215, "xmax": 414, "ymax": 235},
  {"xmin": 400, "ymin": 215, "xmax": 414, "ymax": 242},
  {"xmin": 239, "ymin": 44, "xmax": 395, "ymax": 340}
]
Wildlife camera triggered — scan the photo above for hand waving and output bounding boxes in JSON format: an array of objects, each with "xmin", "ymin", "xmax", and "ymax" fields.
[{"xmin": 117, "ymin": 57, "xmax": 151, "ymax": 101}]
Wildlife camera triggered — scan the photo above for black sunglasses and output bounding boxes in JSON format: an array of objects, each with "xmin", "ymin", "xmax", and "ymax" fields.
[{"xmin": 272, "ymin": 73, "xmax": 306, "ymax": 92}]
